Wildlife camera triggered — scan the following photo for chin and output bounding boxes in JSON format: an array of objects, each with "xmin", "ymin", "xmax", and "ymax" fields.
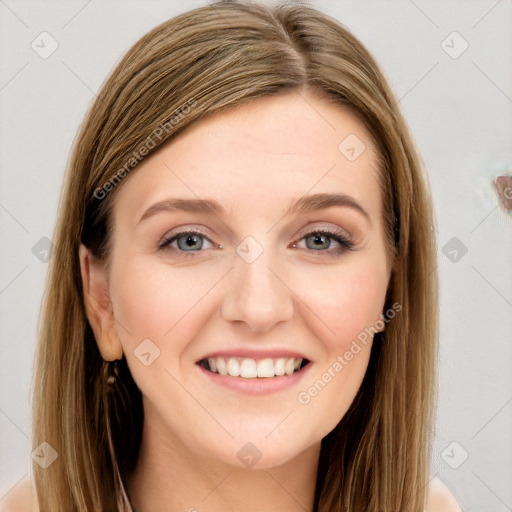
[{"xmin": 211, "ymin": 433, "xmax": 314, "ymax": 471}]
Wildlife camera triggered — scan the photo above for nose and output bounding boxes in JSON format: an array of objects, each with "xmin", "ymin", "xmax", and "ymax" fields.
[{"xmin": 221, "ymin": 247, "xmax": 294, "ymax": 333}]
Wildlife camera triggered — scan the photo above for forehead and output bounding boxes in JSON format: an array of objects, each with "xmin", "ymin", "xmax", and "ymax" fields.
[{"xmin": 112, "ymin": 90, "xmax": 382, "ymax": 225}]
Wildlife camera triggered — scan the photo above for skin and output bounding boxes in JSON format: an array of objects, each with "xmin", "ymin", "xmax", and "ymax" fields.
[
  {"xmin": 1, "ymin": 476, "xmax": 462, "ymax": 512},
  {"xmin": 79, "ymin": 88, "xmax": 394, "ymax": 512}
]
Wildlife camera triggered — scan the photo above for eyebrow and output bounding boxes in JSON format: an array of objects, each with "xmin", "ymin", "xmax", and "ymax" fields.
[{"xmin": 137, "ymin": 192, "xmax": 371, "ymax": 225}]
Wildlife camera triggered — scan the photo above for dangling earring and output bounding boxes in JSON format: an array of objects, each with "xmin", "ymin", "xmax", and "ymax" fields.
[
  {"xmin": 105, "ymin": 359, "xmax": 120, "ymax": 385},
  {"xmin": 100, "ymin": 355, "xmax": 143, "ymax": 467}
]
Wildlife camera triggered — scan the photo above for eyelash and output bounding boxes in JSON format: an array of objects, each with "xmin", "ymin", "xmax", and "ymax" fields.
[{"xmin": 158, "ymin": 228, "xmax": 355, "ymax": 257}]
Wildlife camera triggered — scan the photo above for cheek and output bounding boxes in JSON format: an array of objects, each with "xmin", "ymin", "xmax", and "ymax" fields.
[
  {"xmin": 296, "ymin": 263, "xmax": 388, "ymax": 352},
  {"xmin": 295, "ymin": 270, "xmax": 381, "ymax": 438},
  {"xmin": 108, "ymin": 256, "xmax": 224, "ymax": 402},
  {"xmin": 109, "ymin": 256, "xmax": 222, "ymax": 347},
  {"xmin": 293, "ymin": 262, "xmax": 387, "ymax": 436}
]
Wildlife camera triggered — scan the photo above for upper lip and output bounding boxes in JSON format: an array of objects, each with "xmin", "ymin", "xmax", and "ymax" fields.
[{"xmin": 196, "ymin": 348, "xmax": 310, "ymax": 363}]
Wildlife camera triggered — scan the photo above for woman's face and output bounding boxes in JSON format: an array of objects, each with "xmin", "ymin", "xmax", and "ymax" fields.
[{"xmin": 88, "ymin": 89, "xmax": 392, "ymax": 469}]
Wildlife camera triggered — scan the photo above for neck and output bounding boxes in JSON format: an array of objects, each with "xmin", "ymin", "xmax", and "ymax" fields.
[{"xmin": 125, "ymin": 408, "xmax": 321, "ymax": 512}]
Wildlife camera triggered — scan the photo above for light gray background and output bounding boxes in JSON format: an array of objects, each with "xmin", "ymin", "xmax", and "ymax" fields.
[{"xmin": 1, "ymin": 1, "xmax": 511, "ymax": 510}]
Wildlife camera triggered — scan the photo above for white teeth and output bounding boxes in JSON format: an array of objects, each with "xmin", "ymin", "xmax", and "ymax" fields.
[
  {"xmin": 216, "ymin": 357, "xmax": 227, "ymax": 375},
  {"xmin": 240, "ymin": 358, "xmax": 258, "ymax": 378},
  {"xmin": 204, "ymin": 356, "xmax": 305, "ymax": 378},
  {"xmin": 208, "ymin": 357, "xmax": 217, "ymax": 373},
  {"xmin": 227, "ymin": 357, "xmax": 240, "ymax": 377},
  {"xmin": 257, "ymin": 358, "xmax": 275, "ymax": 378},
  {"xmin": 274, "ymin": 358, "xmax": 285, "ymax": 376}
]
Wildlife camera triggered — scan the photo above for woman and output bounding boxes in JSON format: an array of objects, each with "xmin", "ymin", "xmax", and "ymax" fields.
[{"xmin": 3, "ymin": 1, "xmax": 461, "ymax": 510}]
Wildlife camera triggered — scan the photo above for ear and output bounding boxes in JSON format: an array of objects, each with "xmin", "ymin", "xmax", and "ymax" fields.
[{"xmin": 79, "ymin": 244, "xmax": 123, "ymax": 361}]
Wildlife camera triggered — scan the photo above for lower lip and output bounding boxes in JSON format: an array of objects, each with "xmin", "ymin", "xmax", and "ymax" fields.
[{"xmin": 196, "ymin": 362, "xmax": 313, "ymax": 396}]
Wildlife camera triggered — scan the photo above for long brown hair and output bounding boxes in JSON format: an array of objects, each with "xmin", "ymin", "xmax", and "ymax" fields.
[{"xmin": 31, "ymin": 1, "xmax": 439, "ymax": 510}]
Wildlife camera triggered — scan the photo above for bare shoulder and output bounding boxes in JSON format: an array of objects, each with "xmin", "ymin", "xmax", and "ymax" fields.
[
  {"xmin": 426, "ymin": 476, "xmax": 462, "ymax": 512},
  {"xmin": 0, "ymin": 475, "xmax": 39, "ymax": 512}
]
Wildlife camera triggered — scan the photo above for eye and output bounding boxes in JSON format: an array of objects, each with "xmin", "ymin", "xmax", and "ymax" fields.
[
  {"xmin": 158, "ymin": 229, "xmax": 217, "ymax": 254},
  {"xmin": 292, "ymin": 229, "xmax": 355, "ymax": 256},
  {"xmin": 158, "ymin": 228, "xmax": 355, "ymax": 257}
]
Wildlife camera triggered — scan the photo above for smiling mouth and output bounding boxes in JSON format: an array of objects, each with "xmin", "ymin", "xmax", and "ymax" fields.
[{"xmin": 197, "ymin": 356, "xmax": 310, "ymax": 379}]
